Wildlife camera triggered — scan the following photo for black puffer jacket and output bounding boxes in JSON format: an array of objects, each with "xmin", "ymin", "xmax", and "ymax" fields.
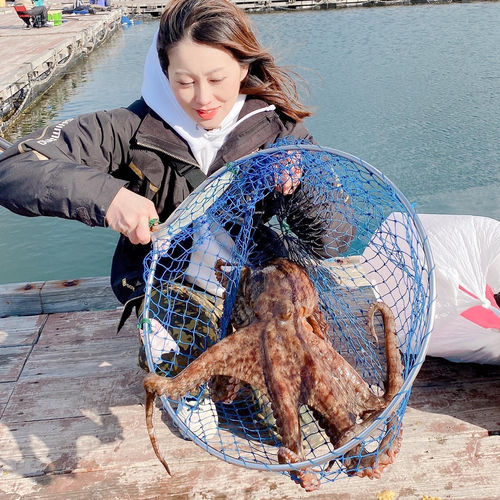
[{"xmin": 0, "ymin": 98, "xmax": 356, "ymax": 305}]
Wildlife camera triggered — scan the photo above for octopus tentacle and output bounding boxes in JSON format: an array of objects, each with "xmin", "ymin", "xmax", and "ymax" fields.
[
  {"xmin": 335, "ymin": 303, "xmax": 404, "ymax": 477},
  {"xmin": 301, "ymin": 324, "xmax": 382, "ymax": 413},
  {"xmin": 144, "ymin": 323, "xmax": 270, "ymax": 473},
  {"xmin": 144, "ymin": 323, "xmax": 267, "ymax": 400},
  {"xmin": 343, "ymin": 418, "xmax": 403, "ymax": 478},
  {"xmin": 261, "ymin": 318, "xmax": 322, "ymax": 491},
  {"xmin": 277, "ymin": 447, "xmax": 321, "ymax": 492},
  {"xmin": 306, "ymin": 305, "xmax": 330, "ymax": 342},
  {"xmin": 145, "ymin": 389, "xmax": 171, "ymax": 475},
  {"xmin": 209, "ymin": 375, "xmax": 244, "ymax": 403},
  {"xmin": 261, "ymin": 321, "xmax": 303, "ymax": 451},
  {"xmin": 367, "ymin": 301, "xmax": 404, "ymax": 403}
]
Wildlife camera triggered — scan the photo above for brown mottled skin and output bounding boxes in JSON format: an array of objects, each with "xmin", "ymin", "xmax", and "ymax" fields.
[{"xmin": 143, "ymin": 259, "xmax": 404, "ymax": 491}]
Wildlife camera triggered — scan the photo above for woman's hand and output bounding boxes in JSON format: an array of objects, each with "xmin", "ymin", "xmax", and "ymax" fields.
[
  {"xmin": 276, "ymin": 165, "xmax": 302, "ymax": 195},
  {"xmin": 274, "ymin": 151, "xmax": 302, "ymax": 195},
  {"xmin": 106, "ymin": 187, "xmax": 159, "ymax": 245}
]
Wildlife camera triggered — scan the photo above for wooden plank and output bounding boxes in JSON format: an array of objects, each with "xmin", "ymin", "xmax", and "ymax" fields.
[
  {"xmin": 0, "ymin": 405, "xmax": 499, "ymax": 499},
  {"xmin": 0, "ymin": 281, "xmax": 44, "ymax": 317},
  {"xmin": 408, "ymin": 379, "xmax": 500, "ymax": 433},
  {"xmin": 0, "ymin": 277, "xmax": 122, "ymax": 317},
  {"xmin": 0, "ymin": 361, "xmax": 499, "ymax": 498},
  {"xmin": 414, "ymin": 355, "xmax": 500, "ymax": 386},
  {"xmin": 1, "ymin": 368, "xmax": 146, "ymax": 424},
  {"xmin": 40, "ymin": 277, "xmax": 121, "ymax": 314},
  {"xmin": 0, "ymin": 367, "xmax": 495, "ymax": 469},
  {"xmin": 0, "ymin": 404, "xmax": 174, "ymax": 480},
  {"xmin": 408, "ymin": 356, "xmax": 500, "ymax": 433},
  {"xmin": 0, "ymin": 382, "xmax": 14, "ymax": 416},
  {"xmin": 0, "ymin": 315, "xmax": 47, "ymax": 347},
  {"xmin": 12, "ymin": 308, "xmax": 137, "ymax": 382},
  {"xmin": 18, "ymin": 337, "xmax": 140, "ymax": 381},
  {"xmin": 37, "ymin": 309, "xmax": 136, "ymax": 347},
  {"xmin": 0, "ymin": 304, "xmax": 499, "ymax": 498},
  {"xmin": 0, "ymin": 345, "xmax": 32, "ymax": 384},
  {"xmin": 0, "ymin": 402, "xmax": 489, "ymax": 484},
  {"xmin": 0, "ymin": 383, "xmax": 14, "ymax": 406},
  {"xmin": 0, "ymin": 308, "xmax": 142, "ymax": 421}
]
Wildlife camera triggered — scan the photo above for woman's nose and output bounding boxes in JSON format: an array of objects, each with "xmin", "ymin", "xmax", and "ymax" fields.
[{"xmin": 195, "ymin": 83, "xmax": 212, "ymax": 106}]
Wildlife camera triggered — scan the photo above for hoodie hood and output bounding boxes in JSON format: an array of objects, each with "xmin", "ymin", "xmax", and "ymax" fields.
[{"xmin": 141, "ymin": 31, "xmax": 275, "ymax": 173}]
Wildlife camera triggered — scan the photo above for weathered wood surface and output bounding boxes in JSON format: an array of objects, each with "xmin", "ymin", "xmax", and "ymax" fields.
[
  {"xmin": 0, "ymin": 282, "xmax": 45, "ymax": 317},
  {"xmin": 39, "ymin": 277, "xmax": 121, "ymax": 314},
  {"xmin": 0, "ymin": 315, "xmax": 47, "ymax": 385},
  {"xmin": 0, "ymin": 277, "xmax": 120, "ymax": 317},
  {"xmin": 0, "ymin": 258, "xmax": 364, "ymax": 318},
  {"xmin": 0, "ymin": 308, "xmax": 499, "ymax": 499}
]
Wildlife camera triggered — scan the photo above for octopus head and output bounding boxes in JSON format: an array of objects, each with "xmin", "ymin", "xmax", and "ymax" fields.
[{"xmin": 255, "ymin": 294, "xmax": 294, "ymax": 321}]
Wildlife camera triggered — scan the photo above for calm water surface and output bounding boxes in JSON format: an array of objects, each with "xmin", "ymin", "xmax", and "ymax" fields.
[{"xmin": 1, "ymin": 2, "xmax": 500, "ymax": 284}]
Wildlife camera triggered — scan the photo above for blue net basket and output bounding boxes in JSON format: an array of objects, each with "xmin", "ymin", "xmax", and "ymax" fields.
[{"xmin": 141, "ymin": 142, "xmax": 435, "ymax": 485}]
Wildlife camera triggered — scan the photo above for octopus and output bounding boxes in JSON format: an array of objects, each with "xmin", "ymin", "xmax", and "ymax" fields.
[{"xmin": 143, "ymin": 258, "xmax": 404, "ymax": 491}]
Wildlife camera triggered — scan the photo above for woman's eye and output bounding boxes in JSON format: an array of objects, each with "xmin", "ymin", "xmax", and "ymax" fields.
[
  {"xmin": 178, "ymin": 81, "xmax": 194, "ymax": 87},
  {"xmin": 210, "ymin": 78, "xmax": 224, "ymax": 84}
]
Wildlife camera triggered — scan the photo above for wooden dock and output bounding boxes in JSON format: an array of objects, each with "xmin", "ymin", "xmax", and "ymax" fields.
[
  {"xmin": 0, "ymin": 275, "xmax": 499, "ymax": 499},
  {"xmin": 0, "ymin": 3, "xmax": 124, "ymax": 132}
]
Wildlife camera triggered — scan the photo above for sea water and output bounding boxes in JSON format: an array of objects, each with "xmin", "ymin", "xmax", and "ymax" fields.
[{"xmin": 1, "ymin": 2, "xmax": 500, "ymax": 284}]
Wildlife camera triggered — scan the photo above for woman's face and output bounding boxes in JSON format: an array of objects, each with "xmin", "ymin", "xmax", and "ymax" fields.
[{"xmin": 167, "ymin": 39, "xmax": 249, "ymax": 130}]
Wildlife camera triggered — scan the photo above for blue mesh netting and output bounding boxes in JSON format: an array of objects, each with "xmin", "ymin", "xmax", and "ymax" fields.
[{"xmin": 140, "ymin": 140, "xmax": 435, "ymax": 486}]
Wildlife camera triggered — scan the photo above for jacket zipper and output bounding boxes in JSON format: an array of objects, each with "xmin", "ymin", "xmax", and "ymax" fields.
[{"xmin": 135, "ymin": 140, "xmax": 200, "ymax": 168}]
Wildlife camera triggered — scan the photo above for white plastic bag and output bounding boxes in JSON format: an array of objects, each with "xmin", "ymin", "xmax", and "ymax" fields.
[
  {"xmin": 419, "ymin": 214, "xmax": 500, "ymax": 364},
  {"xmin": 363, "ymin": 213, "xmax": 500, "ymax": 365}
]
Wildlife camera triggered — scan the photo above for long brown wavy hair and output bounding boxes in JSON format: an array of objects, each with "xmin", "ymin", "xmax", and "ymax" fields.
[{"xmin": 157, "ymin": 0, "xmax": 311, "ymax": 122}]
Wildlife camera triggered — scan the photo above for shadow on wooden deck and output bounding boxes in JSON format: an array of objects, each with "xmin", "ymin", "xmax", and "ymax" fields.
[{"xmin": 1, "ymin": 308, "xmax": 499, "ymax": 500}]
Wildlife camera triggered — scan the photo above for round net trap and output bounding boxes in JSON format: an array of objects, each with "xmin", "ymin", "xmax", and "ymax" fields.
[{"xmin": 140, "ymin": 140, "xmax": 435, "ymax": 487}]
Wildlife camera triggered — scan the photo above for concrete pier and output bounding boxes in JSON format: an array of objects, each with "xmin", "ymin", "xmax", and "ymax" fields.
[{"xmin": 0, "ymin": 4, "xmax": 124, "ymax": 132}]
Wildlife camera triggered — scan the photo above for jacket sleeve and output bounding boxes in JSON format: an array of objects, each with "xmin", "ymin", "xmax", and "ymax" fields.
[{"xmin": 0, "ymin": 105, "xmax": 143, "ymax": 227}]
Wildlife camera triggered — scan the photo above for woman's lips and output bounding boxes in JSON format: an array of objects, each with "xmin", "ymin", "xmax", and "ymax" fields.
[{"xmin": 196, "ymin": 108, "xmax": 218, "ymax": 120}]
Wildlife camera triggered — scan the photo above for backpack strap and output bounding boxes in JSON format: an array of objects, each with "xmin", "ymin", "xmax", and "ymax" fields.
[{"xmin": 171, "ymin": 160, "xmax": 208, "ymax": 190}]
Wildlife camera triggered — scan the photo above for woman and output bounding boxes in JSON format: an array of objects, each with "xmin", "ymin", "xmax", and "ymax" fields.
[{"xmin": 0, "ymin": 0, "xmax": 355, "ymax": 383}]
